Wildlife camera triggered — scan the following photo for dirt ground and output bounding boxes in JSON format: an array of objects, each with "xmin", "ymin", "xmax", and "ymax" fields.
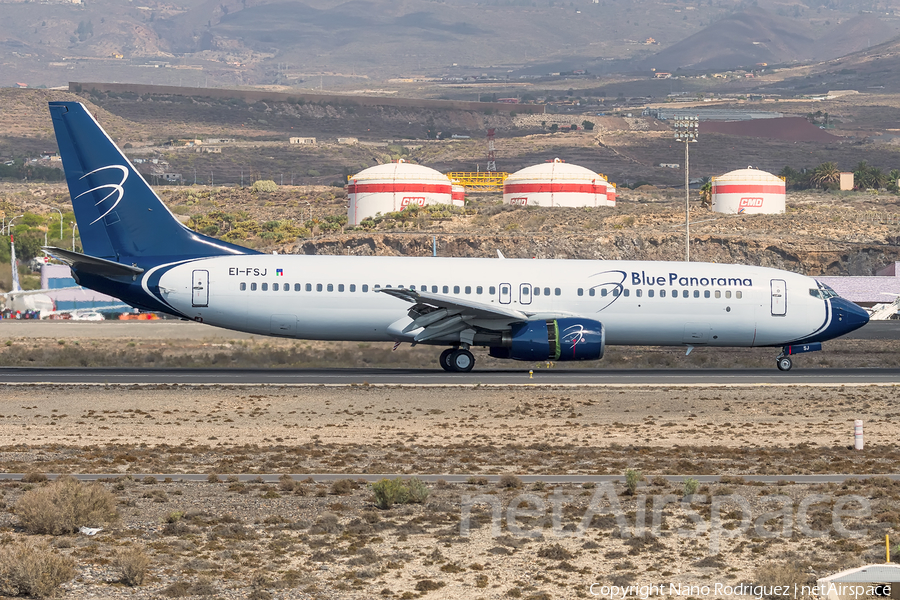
[{"xmin": 0, "ymin": 382, "xmax": 899, "ymax": 599}]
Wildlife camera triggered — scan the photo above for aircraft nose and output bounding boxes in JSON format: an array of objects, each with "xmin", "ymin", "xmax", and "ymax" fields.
[{"xmin": 831, "ymin": 297, "xmax": 869, "ymax": 336}]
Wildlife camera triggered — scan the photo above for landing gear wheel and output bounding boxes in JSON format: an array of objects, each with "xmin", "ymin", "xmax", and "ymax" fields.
[
  {"xmin": 439, "ymin": 348, "xmax": 455, "ymax": 372},
  {"xmin": 777, "ymin": 357, "xmax": 793, "ymax": 372},
  {"xmin": 450, "ymin": 349, "xmax": 475, "ymax": 373}
]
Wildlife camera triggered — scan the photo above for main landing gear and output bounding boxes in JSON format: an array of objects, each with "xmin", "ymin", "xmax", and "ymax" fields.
[{"xmin": 440, "ymin": 347, "xmax": 475, "ymax": 373}]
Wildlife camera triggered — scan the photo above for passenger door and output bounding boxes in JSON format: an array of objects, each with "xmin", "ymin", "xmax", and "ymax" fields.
[
  {"xmin": 191, "ymin": 270, "xmax": 209, "ymax": 307},
  {"xmin": 770, "ymin": 279, "xmax": 786, "ymax": 316}
]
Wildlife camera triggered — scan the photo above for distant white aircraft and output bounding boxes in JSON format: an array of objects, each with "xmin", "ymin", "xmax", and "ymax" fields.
[
  {"xmin": 43, "ymin": 101, "xmax": 870, "ymax": 371},
  {"xmin": 1, "ymin": 233, "xmax": 57, "ymax": 318}
]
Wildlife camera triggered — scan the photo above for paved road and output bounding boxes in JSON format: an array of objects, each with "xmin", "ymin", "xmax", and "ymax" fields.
[
  {"xmin": 0, "ymin": 473, "xmax": 897, "ymax": 484},
  {"xmin": 2, "ymin": 367, "xmax": 900, "ymax": 385}
]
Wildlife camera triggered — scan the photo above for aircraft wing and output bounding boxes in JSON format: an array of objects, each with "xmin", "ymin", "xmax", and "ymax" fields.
[
  {"xmin": 1, "ymin": 287, "xmax": 81, "ymax": 299},
  {"xmin": 42, "ymin": 247, "xmax": 144, "ymax": 278},
  {"xmin": 379, "ymin": 288, "xmax": 577, "ymax": 343}
]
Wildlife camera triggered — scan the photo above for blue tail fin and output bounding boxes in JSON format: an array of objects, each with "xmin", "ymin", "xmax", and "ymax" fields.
[{"xmin": 48, "ymin": 102, "xmax": 254, "ymax": 262}]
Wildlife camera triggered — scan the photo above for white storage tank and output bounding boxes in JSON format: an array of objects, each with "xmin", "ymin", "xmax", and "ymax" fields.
[
  {"xmin": 451, "ymin": 184, "xmax": 466, "ymax": 207},
  {"xmin": 347, "ymin": 160, "xmax": 453, "ymax": 225},
  {"xmin": 711, "ymin": 167, "xmax": 785, "ymax": 214},
  {"xmin": 503, "ymin": 158, "xmax": 616, "ymax": 207}
]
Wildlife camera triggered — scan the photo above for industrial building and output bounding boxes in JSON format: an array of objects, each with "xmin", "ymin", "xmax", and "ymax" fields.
[
  {"xmin": 347, "ymin": 160, "xmax": 454, "ymax": 225},
  {"xmin": 711, "ymin": 167, "xmax": 785, "ymax": 215},
  {"xmin": 502, "ymin": 159, "xmax": 616, "ymax": 208}
]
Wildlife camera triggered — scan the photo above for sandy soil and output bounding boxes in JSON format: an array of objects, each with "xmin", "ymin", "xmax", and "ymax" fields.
[{"xmin": 0, "ymin": 383, "xmax": 898, "ymax": 600}]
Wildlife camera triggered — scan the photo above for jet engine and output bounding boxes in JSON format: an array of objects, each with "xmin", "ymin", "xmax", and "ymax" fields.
[{"xmin": 489, "ymin": 318, "xmax": 605, "ymax": 361}]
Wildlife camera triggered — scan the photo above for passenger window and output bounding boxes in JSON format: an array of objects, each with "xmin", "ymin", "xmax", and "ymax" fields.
[
  {"xmin": 682, "ymin": 290, "xmax": 689, "ymax": 298},
  {"xmin": 284, "ymin": 284, "xmax": 289, "ymax": 292},
  {"xmin": 273, "ymin": 283, "xmax": 279, "ymax": 291},
  {"xmin": 453, "ymin": 285, "xmax": 460, "ymax": 294},
  {"xmin": 693, "ymin": 290, "xmax": 700, "ymax": 298},
  {"xmin": 534, "ymin": 288, "xmax": 541, "ymax": 297},
  {"xmin": 294, "ymin": 284, "xmax": 300, "ymax": 291},
  {"xmin": 489, "ymin": 286, "xmax": 496, "ymax": 295},
  {"xmin": 476, "ymin": 286, "xmax": 483, "ymax": 294},
  {"xmin": 317, "ymin": 284, "xmax": 323, "ymax": 292},
  {"xmin": 350, "ymin": 284, "xmax": 356, "ymax": 292},
  {"xmin": 465, "ymin": 286, "xmax": 471, "ymax": 294},
  {"xmin": 736, "ymin": 291, "xmax": 742, "ymax": 299},
  {"xmin": 338, "ymin": 284, "xmax": 344, "ymax": 292},
  {"xmin": 240, "ymin": 282, "xmax": 246, "ymax": 291},
  {"xmin": 589, "ymin": 288, "xmax": 595, "ymax": 297},
  {"xmin": 250, "ymin": 283, "xmax": 257, "ymax": 291},
  {"xmin": 578, "ymin": 288, "xmax": 584, "ymax": 296},
  {"xmin": 554, "ymin": 288, "xmax": 561, "ymax": 296},
  {"xmin": 432, "ymin": 286, "xmax": 438, "ymax": 293},
  {"xmin": 262, "ymin": 283, "xmax": 268, "ymax": 291},
  {"xmin": 443, "ymin": 286, "xmax": 449, "ymax": 294},
  {"xmin": 715, "ymin": 290, "xmax": 721, "ymax": 299},
  {"xmin": 648, "ymin": 289, "xmax": 654, "ymax": 298},
  {"xmin": 725, "ymin": 290, "xmax": 732, "ymax": 299},
  {"xmin": 306, "ymin": 283, "xmax": 312, "ymax": 292},
  {"xmin": 327, "ymin": 284, "xmax": 334, "ymax": 292},
  {"xmin": 612, "ymin": 288, "xmax": 620, "ymax": 297},
  {"xmin": 636, "ymin": 289, "xmax": 642, "ymax": 298},
  {"xmin": 544, "ymin": 287, "xmax": 551, "ymax": 296},
  {"xmin": 362, "ymin": 285, "xmax": 369, "ymax": 292},
  {"xmin": 660, "ymin": 289, "xmax": 666, "ymax": 298},
  {"xmin": 374, "ymin": 284, "xmax": 381, "ymax": 290},
  {"xmin": 704, "ymin": 290, "xmax": 710, "ymax": 298},
  {"xmin": 601, "ymin": 289, "xmax": 608, "ymax": 297},
  {"xmin": 624, "ymin": 289, "xmax": 630, "ymax": 297}
]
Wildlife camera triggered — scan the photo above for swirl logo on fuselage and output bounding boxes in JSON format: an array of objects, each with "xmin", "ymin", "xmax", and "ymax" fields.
[
  {"xmin": 74, "ymin": 165, "xmax": 128, "ymax": 225},
  {"xmin": 587, "ymin": 270, "xmax": 626, "ymax": 312}
]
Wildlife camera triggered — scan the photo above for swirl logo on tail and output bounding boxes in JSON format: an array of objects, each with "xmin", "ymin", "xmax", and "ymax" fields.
[{"xmin": 74, "ymin": 165, "xmax": 128, "ymax": 225}]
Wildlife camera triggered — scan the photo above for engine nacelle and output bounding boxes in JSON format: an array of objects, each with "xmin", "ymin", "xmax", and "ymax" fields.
[{"xmin": 489, "ymin": 318, "xmax": 605, "ymax": 361}]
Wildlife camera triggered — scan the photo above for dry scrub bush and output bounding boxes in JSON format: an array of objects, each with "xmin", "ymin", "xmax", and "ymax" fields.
[
  {"xmin": 113, "ymin": 547, "xmax": 151, "ymax": 587},
  {"xmin": 15, "ymin": 475, "xmax": 118, "ymax": 535},
  {"xmin": 498, "ymin": 474, "xmax": 523, "ymax": 489},
  {"xmin": 0, "ymin": 540, "xmax": 76, "ymax": 598},
  {"xmin": 754, "ymin": 561, "xmax": 811, "ymax": 598}
]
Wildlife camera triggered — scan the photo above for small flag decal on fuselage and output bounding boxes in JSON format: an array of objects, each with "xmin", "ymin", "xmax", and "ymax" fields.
[{"xmin": 276, "ymin": 268, "xmax": 284, "ymax": 276}]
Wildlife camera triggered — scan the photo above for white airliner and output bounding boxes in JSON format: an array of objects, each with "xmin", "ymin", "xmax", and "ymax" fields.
[
  {"xmin": 2, "ymin": 233, "xmax": 57, "ymax": 317},
  {"xmin": 43, "ymin": 102, "xmax": 869, "ymax": 372}
]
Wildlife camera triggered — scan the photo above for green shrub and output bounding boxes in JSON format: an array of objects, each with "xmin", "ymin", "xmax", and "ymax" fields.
[
  {"xmin": 625, "ymin": 469, "xmax": 642, "ymax": 495},
  {"xmin": 682, "ymin": 477, "xmax": 699, "ymax": 497},
  {"xmin": 0, "ymin": 540, "xmax": 76, "ymax": 598},
  {"xmin": 15, "ymin": 475, "xmax": 118, "ymax": 535},
  {"xmin": 251, "ymin": 179, "xmax": 278, "ymax": 193},
  {"xmin": 371, "ymin": 478, "xmax": 410, "ymax": 509},
  {"xmin": 407, "ymin": 477, "xmax": 430, "ymax": 504}
]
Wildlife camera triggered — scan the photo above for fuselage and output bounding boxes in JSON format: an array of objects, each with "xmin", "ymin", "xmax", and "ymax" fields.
[{"xmin": 121, "ymin": 254, "xmax": 861, "ymax": 349}]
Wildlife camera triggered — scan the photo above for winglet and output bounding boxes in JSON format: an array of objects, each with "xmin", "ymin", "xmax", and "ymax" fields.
[{"xmin": 497, "ymin": 250, "xmax": 505, "ymax": 259}]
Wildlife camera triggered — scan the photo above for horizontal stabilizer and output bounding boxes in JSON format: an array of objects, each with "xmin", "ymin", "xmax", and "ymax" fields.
[{"xmin": 42, "ymin": 246, "xmax": 144, "ymax": 278}]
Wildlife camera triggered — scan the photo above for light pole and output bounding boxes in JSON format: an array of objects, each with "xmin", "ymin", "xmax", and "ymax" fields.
[
  {"xmin": 51, "ymin": 208, "xmax": 63, "ymax": 240},
  {"xmin": 8, "ymin": 214, "xmax": 24, "ymax": 237},
  {"xmin": 71, "ymin": 221, "xmax": 78, "ymax": 251},
  {"xmin": 673, "ymin": 115, "xmax": 699, "ymax": 262}
]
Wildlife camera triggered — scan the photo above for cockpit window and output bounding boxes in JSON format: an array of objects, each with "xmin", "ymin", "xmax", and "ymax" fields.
[
  {"xmin": 815, "ymin": 283, "xmax": 839, "ymax": 299},
  {"xmin": 809, "ymin": 289, "xmax": 823, "ymax": 299}
]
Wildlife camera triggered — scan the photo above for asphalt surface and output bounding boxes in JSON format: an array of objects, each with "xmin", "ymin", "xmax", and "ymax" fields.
[
  {"xmin": 0, "ymin": 473, "xmax": 896, "ymax": 484},
  {"xmin": 2, "ymin": 366, "xmax": 900, "ymax": 385}
]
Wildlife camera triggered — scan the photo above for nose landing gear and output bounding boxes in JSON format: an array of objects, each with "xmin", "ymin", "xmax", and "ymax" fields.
[
  {"xmin": 776, "ymin": 342, "xmax": 822, "ymax": 371},
  {"xmin": 439, "ymin": 346, "xmax": 475, "ymax": 372}
]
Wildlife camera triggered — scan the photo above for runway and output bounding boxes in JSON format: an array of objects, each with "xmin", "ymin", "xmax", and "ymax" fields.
[{"xmin": 2, "ymin": 366, "xmax": 900, "ymax": 385}]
